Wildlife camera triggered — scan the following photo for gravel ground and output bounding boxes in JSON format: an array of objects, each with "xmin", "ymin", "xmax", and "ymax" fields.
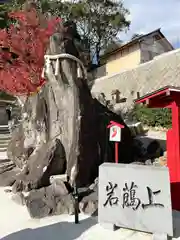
[
  {"xmin": 0, "ymin": 186, "xmax": 180, "ymax": 240},
  {"xmin": 0, "ymin": 130, "xmax": 177, "ymax": 240}
]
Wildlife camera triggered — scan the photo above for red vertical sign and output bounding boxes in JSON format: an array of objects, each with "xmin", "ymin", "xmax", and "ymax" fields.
[{"xmin": 107, "ymin": 121, "xmax": 124, "ymax": 163}]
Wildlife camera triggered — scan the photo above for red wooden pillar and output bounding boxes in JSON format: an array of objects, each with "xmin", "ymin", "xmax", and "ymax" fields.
[
  {"xmin": 167, "ymin": 101, "xmax": 180, "ymax": 210},
  {"xmin": 134, "ymin": 86, "xmax": 180, "ymax": 211}
]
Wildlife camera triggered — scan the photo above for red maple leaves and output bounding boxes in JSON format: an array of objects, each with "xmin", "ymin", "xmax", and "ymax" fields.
[{"xmin": 0, "ymin": 8, "xmax": 61, "ymax": 95}]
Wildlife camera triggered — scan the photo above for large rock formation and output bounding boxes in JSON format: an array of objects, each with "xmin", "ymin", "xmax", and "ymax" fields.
[
  {"xmin": 0, "ymin": 15, "xmax": 141, "ymax": 218},
  {"xmin": 4, "ymin": 19, "xmax": 134, "ymax": 192}
]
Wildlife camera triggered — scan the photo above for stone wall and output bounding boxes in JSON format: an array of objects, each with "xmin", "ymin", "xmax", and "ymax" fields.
[{"xmin": 91, "ymin": 48, "xmax": 180, "ymax": 114}]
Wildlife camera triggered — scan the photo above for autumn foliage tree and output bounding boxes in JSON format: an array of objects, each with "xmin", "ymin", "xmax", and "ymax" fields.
[{"xmin": 0, "ymin": 7, "xmax": 60, "ymax": 96}]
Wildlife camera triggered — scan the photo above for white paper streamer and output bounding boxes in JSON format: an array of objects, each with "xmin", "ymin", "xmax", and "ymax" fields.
[{"xmin": 55, "ymin": 58, "xmax": 59, "ymax": 76}]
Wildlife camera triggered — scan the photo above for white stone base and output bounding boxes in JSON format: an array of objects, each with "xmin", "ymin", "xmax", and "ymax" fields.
[{"xmin": 152, "ymin": 233, "xmax": 168, "ymax": 240}]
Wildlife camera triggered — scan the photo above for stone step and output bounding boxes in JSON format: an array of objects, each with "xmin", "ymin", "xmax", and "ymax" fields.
[
  {"xmin": 0, "ymin": 126, "xmax": 9, "ymax": 129},
  {"xmin": 0, "ymin": 132, "xmax": 10, "ymax": 136},
  {"xmin": 0, "ymin": 126, "xmax": 10, "ymax": 131},
  {"xmin": 0, "ymin": 135, "xmax": 11, "ymax": 142},
  {"xmin": 0, "ymin": 143, "xmax": 10, "ymax": 147},
  {"xmin": 0, "ymin": 152, "xmax": 7, "ymax": 160},
  {"xmin": 0, "ymin": 159, "xmax": 11, "ymax": 164},
  {"xmin": 0, "ymin": 140, "xmax": 10, "ymax": 144},
  {"xmin": 0, "ymin": 127, "xmax": 10, "ymax": 131},
  {"xmin": 0, "ymin": 143, "xmax": 9, "ymax": 148},
  {"xmin": 0, "ymin": 138, "xmax": 11, "ymax": 142},
  {"xmin": 0, "ymin": 124, "xmax": 9, "ymax": 128},
  {"xmin": 0, "ymin": 144, "xmax": 9, "ymax": 147},
  {"xmin": 0, "ymin": 148, "xmax": 8, "ymax": 152},
  {"xmin": 0, "ymin": 134, "xmax": 11, "ymax": 140},
  {"xmin": 0, "ymin": 125, "xmax": 11, "ymax": 160},
  {"xmin": 0, "ymin": 138, "xmax": 10, "ymax": 142},
  {"xmin": 0, "ymin": 129, "xmax": 10, "ymax": 132},
  {"xmin": 0, "ymin": 126, "xmax": 10, "ymax": 130}
]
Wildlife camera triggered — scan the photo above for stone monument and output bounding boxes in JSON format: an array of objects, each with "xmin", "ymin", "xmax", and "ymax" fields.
[{"xmin": 98, "ymin": 163, "xmax": 173, "ymax": 239}]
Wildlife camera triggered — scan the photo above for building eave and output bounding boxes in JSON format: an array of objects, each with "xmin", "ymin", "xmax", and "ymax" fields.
[{"xmin": 100, "ymin": 28, "xmax": 174, "ymax": 61}]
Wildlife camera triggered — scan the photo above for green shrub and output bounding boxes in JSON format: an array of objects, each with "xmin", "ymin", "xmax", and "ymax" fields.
[{"xmin": 129, "ymin": 104, "xmax": 172, "ymax": 128}]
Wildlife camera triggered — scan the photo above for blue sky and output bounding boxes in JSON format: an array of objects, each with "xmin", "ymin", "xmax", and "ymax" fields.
[{"xmin": 119, "ymin": 0, "xmax": 180, "ymax": 48}]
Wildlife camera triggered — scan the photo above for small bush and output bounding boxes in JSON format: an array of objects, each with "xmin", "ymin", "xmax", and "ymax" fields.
[{"xmin": 129, "ymin": 104, "xmax": 172, "ymax": 128}]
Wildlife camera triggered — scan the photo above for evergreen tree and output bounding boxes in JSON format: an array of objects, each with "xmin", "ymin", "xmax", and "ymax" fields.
[
  {"xmin": 49, "ymin": 0, "xmax": 130, "ymax": 65},
  {"xmin": 0, "ymin": 0, "xmax": 130, "ymax": 65}
]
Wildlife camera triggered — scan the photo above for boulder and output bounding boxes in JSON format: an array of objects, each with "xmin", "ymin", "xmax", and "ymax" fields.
[
  {"xmin": 25, "ymin": 181, "xmax": 74, "ymax": 218},
  {"xmin": 55, "ymin": 194, "xmax": 74, "ymax": 215},
  {"xmin": 79, "ymin": 178, "xmax": 98, "ymax": 216},
  {"xmin": 25, "ymin": 186, "xmax": 57, "ymax": 218},
  {"xmin": 79, "ymin": 191, "xmax": 98, "ymax": 216},
  {"xmin": 11, "ymin": 192, "xmax": 26, "ymax": 205},
  {"xmin": 0, "ymin": 168, "xmax": 20, "ymax": 186},
  {"xmin": 89, "ymin": 177, "xmax": 98, "ymax": 191},
  {"xmin": 146, "ymin": 140, "xmax": 163, "ymax": 160},
  {"xmin": 12, "ymin": 139, "xmax": 66, "ymax": 192},
  {"xmin": 145, "ymin": 159, "xmax": 153, "ymax": 165},
  {"xmin": 51, "ymin": 179, "xmax": 70, "ymax": 197},
  {"xmin": 0, "ymin": 162, "xmax": 15, "ymax": 174},
  {"xmin": 2, "ymin": 17, "xmax": 139, "ymax": 222},
  {"xmin": 130, "ymin": 161, "xmax": 145, "ymax": 165}
]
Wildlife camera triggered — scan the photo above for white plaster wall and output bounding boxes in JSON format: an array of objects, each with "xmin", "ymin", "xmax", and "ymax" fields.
[{"xmin": 91, "ymin": 48, "xmax": 180, "ymax": 113}]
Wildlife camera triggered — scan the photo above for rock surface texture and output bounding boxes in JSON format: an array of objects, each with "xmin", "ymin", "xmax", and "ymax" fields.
[
  {"xmin": 5, "ymin": 19, "xmax": 134, "ymax": 192},
  {"xmin": 0, "ymin": 16, "xmax": 137, "ymax": 218}
]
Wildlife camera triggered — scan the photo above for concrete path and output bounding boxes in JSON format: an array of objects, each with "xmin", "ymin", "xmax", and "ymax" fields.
[
  {"xmin": 0, "ymin": 129, "xmax": 178, "ymax": 240},
  {"xmin": 0, "ymin": 187, "xmax": 180, "ymax": 240}
]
